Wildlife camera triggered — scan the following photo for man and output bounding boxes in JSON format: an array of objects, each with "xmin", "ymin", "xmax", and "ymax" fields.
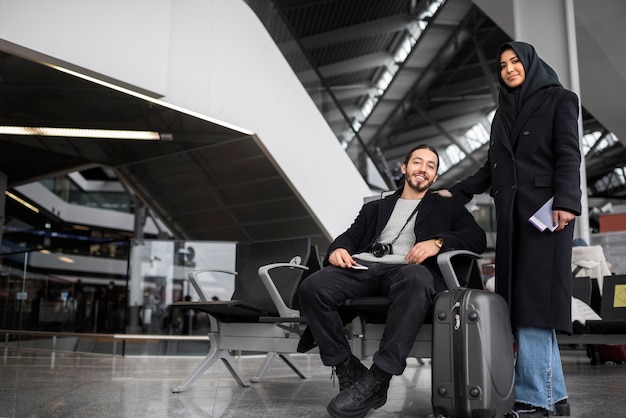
[{"xmin": 298, "ymin": 144, "xmax": 486, "ymax": 418}]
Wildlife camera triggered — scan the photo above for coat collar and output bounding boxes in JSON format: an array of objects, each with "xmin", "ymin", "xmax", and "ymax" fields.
[{"xmin": 509, "ymin": 87, "xmax": 553, "ymax": 151}]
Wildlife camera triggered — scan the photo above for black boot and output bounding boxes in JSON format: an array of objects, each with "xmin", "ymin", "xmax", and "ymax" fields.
[
  {"xmin": 554, "ymin": 399, "xmax": 571, "ymax": 416},
  {"xmin": 506, "ymin": 402, "xmax": 551, "ymax": 417},
  {"xmin": 327, "ymin": 365, "xmax": 391, "ymax": 418},
  {"xmin": 333, "ymin": 354, "xmax": 368, "ymax": 392}
]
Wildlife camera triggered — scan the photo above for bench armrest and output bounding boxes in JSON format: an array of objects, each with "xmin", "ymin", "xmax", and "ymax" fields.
[
  {"xmin": 258, "ymin": 263, "xmax": 309, "ymax": 318},
  {"xmin": 187, "ymin": 268, "xmax": 237, "ymax": 302},
  {"xmin": 437, "ymin": 250, "xmax": 482, "ymax": 290}
]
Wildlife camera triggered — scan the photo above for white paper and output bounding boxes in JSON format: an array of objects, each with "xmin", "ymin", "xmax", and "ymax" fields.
[{"xmin": 528, "ymin": 196, "xmax": 557, "ymax": 232}]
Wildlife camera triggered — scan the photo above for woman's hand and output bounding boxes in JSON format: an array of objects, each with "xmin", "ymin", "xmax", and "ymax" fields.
[
  {"xmin": 437, "ymin": 189, "xmax": 453, "ymax": 197},
  {"xmin": 553, "ymin": 209, "xmax": 575, "ymax": 232}
]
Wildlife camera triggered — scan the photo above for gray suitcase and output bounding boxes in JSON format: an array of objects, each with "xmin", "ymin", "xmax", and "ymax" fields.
[{"xmin": 431, "ymin": 288, "xmax": 515, "ymax": 418}]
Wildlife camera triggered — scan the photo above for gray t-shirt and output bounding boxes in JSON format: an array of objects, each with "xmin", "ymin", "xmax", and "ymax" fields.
[{"xmin": 354, "ymin": 198, "xmax": 421, "ymax": 264}]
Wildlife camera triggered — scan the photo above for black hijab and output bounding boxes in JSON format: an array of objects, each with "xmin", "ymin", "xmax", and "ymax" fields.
[{"xmin": 497, "ymin": 41, "xmax": 562, "ymax": 136}]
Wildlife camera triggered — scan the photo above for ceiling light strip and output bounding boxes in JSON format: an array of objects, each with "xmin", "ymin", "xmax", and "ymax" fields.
[
  {"xmin": 5, "ymin": 191, "xmax": 40, "ymax": 213},
  {"xmin": 50, "ymin": 65, "xmax": 254, "ymax": 137},
  {"xmin": 0, "ymin": 126, "xmax": 161, "ymax": 140}
]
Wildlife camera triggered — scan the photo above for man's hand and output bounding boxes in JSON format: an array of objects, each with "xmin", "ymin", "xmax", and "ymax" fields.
[
  {"xmin": 404, "ymin": 240, "xmax": 441, "ymax": 264},
  {"xmin": 328, "ymin": 248, "xmax": 356, "ymax": 269}
]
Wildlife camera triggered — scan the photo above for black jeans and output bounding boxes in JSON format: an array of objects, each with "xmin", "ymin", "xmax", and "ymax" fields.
[{"xmin": 298, "ymin": 260, "xmax": 436, "ymax": 375}]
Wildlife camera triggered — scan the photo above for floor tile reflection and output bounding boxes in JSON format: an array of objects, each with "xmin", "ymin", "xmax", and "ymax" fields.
[{"xmin": 1, "ymin": 347, "xmax": 624, "ymax": 417}]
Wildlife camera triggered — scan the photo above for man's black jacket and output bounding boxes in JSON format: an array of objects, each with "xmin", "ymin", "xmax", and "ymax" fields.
[{"xmin": 324, "ymin": 188, "xmax": 487, "ymax": 292}]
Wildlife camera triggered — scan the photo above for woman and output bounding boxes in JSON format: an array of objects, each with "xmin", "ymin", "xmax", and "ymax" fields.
[{"xmin": 444, "ymin": 41, "xmax": 581, "ymax": 417}]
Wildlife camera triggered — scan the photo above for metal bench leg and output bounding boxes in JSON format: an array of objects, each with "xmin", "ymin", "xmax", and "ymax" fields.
[
  {"xmin": 171, "ymin": 334, "xmax": 250, "ymax": 392},
  {"xmin": 251, "ymin": 352, "xmax": 310, "ymax": 382},
  {"xmin": 278, "ymin": 353, "xmax": 310, "ymax": 379},
  {"xmin": 251, "ymin": 352, "xmax": 278, "ymax": 382},
  {"xmin": 218, "ymin": 353, "xmax": 251, "ymax": 387}
]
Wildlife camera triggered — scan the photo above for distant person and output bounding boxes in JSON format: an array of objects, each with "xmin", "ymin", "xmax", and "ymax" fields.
[
  {"xmin": 182, "ymin": 295, "xmax": 194, "ymax": 335},
  {"xmin": 74, "ymin": 279, "xmax": 87, "ymax": 332}
]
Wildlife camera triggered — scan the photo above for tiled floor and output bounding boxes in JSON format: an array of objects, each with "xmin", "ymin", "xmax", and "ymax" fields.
[{"xmin": 1, "ymin": 346, "xmax": 625, "ymax": 417}]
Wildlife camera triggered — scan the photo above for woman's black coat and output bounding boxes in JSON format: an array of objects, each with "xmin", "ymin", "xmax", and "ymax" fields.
[{"xmin": 450, "ymin": 85, "xmax": 581, "ymax": 333}]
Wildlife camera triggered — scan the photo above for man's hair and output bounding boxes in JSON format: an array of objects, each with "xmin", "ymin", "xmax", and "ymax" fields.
[{"xmin": 403, "ymin": 144, "xmax": 440, "ymax": 170}]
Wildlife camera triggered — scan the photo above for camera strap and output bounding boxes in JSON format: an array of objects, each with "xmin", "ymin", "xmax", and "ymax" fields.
[{"xmin": 381, "ymin": 199, "xmax": 422, "ymax": 246}]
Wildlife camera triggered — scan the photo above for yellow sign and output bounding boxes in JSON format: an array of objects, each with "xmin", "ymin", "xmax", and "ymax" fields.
[{"xmin": 614, "ymin": 285, "xmax": 626, "ymax": 308}]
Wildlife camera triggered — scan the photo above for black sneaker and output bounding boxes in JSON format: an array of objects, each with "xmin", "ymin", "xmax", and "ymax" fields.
[
  {"xmin": 333, "ymin": 355, "xmax": 368, "ymax": 392},
  {"xmin": 327, "ymin": 371, "xmax": 389, "ymax": 418},
  {"xmin": 554, "ymin": 399, "xmax": 571, "ymax": 416},
  {"xmin": 506, "ymin": 402, "xmax": 551, "ymax": 418}
]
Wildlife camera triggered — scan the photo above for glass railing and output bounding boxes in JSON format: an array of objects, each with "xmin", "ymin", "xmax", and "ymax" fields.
[
  {"xmin": 2, "ymin": 231, "xmax": 130, "ymax": 261},
  {"xmin": 39, "ymin": 177, "xmax": 132, "ymax": 213},
  {"xmin": 0, "ymin": 239, "xmax": 237, "ymax": 355}
]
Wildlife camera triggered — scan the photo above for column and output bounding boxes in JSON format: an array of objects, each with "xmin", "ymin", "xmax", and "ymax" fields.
[{"xmin": 512, "ymin": 0, "xmax": 590, "ymax": 243}]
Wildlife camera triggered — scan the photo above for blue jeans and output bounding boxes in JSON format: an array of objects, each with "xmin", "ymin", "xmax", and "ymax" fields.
[
  {"xmin": 298, "ymin": 260, "xmax": 436, "ymax": 375},
  {"xmin": 515, "ymin": 326, "xmax": 568, "ymax": 410}
]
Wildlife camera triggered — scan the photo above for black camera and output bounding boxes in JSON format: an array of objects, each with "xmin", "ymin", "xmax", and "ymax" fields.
[{"xmin": 371, "ymin": 242, "xmax": 393, "ymax": 257}]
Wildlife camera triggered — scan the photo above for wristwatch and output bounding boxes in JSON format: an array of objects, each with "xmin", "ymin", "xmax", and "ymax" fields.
[{"xmin": 433, "ymin": 237, "xmax": 444, "ymax": 248}]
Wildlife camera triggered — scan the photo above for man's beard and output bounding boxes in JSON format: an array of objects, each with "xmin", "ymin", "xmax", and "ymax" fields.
[{"xmin": 404, "ymin": 172, "xmax": 434, "ymax": 193}]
